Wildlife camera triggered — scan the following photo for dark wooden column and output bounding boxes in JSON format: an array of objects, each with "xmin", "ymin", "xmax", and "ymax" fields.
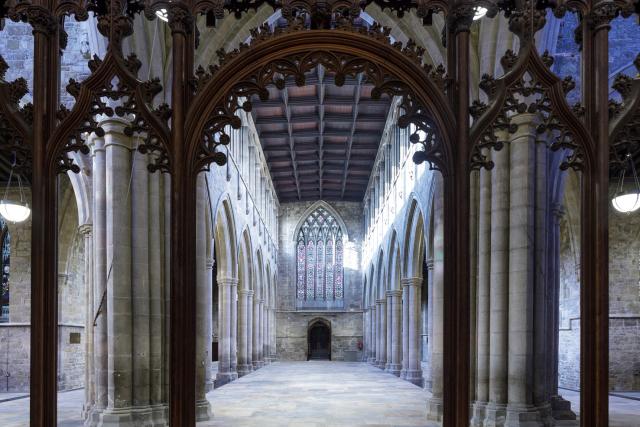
[
  {"xmin": 168, "ymin": 4, "xmax": 197, "ymax": 425},
  {"xmin": 443, "ymin": 4, "xmax": 473, "ymax": 427},
  {"xmin": 27, "ymin": 5, "xmax": 60, "ymax": 426},
  {"xmin": 581, "ymin": 2, "xmax": 614, "ymax": 425}
]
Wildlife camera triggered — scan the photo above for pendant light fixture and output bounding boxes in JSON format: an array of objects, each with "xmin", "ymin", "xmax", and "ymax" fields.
[
  {"xmin": 0, "ymin": 156, "xmax": 31, "ymax": 223},
  {"xmin": 611, "ymin": 152, "xmax": 640, "ymax": 214},
  {"xmin": 473, "ymin": 6, "xmax": 488, "ymax": 20}
]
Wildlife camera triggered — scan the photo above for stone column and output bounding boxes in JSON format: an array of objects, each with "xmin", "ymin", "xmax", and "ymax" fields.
[
  {"xmin": 400, "ymin": 282, "xmax": 410, "ymax": 378},
  {"xmin": 472, "ymin": 159, "xmax": 492, "ymax": 426},
  {"xmin": 427, "ymin": 184, "xmax": 444, "ymax": 421},
  {"xmin": 230, "ymin": 280, "xmax": 238, "ymax": 374},
  {"xmin": 368, "ymin": 305, "xmax": 376, "ymax": 363},
  {"xmin": 271, "ymin": 306, "xmax": 277, "ymax": 360},
  {"xmin": 376, "ymin": 298, "xmax": 387, "ymax": 368},
  {"xmin": 195, "ymin": 175, "xmax": 212, "ymax": 420},
  {"xmin": 388, "ymin": 289, "xmax": 403, "ymax": 376},
  {"xmin": 506, "ymin": 116, "xmax": 555, "ymax": 425},
  {"xmin": 424, "ymin": 259, "xmax": 434, "ymax": 391},
  {"xmin": 216, "ymin": 277, "xmax": 238, "ymax": 386},
  {"xmin": 90, "ymin": 133, "xmax": 108, "ymax": 417},
  {"xmin": 149, "ymin": 161, "xmax": 166, "ymax": 420},
  {"xmin": 483, "ymin": 143, "xmax": 510, "ymax": 426},
  {"xmin": 132, "ymin": 148, "xmax": 151, "ymax": 417},
  {"xmin": 101, "ymin": 119, "xmax": 134, "ymax": 425},
  {"xmin": 385, "ymin": 291, "xmax": 393, "ymax": 371},
  {"xmin": 237, "ymin": 289, "xmax": 252, "ymax": 376},
  {"xmin": 252, "ymin": 296, "xmax": 261, "ymax": 369},
  {"xmin": 401, "ymin": 278, "xmax": 422, "ymax": 386},
  {"xmin": 246, "ymin": 290, "xmax": 254, "ymax": 371},
  {"xmin": 261, "ymin": 299, "xmax": 267, "ymax": 365},
  {"xmin": 80, "ymin": 223, "xmax": 94, "ymax": 417}
]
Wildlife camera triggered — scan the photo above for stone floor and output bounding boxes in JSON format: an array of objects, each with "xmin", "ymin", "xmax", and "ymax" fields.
[
  {"xmin": 0, "ymin": 363, "xmax": 639, "ymax": 426},
  {"xmin": 199, "ymin": 361, "xmax": 435, "ymax": 427}
]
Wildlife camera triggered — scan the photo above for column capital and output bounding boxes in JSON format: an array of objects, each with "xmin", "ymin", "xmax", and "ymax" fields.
[
  {"xmin": 376, "ymin": 298, "xmax": 387, "ymax": 304},
  {"xmin": 238, "ymin": 289, "xmax": 253, "ymax": 296},
  {"xmin": 218, "ymin": 277, "xmax": 239, "ymax": 286},
  {"xmin": 78, "ymin": 223, "xmax": 92, "ymax": 236},
  {"xmin": 425, "ymin": 259, "xmax": 434, "ymax": 270},
  {"xmin": 206, "ymin": 259, "xmax": 215, "ymax": 269},
  {"xmin": 387, "ymin": 289, "xmax": 402, "ymax": 297},
  {"xmin": 259, "ymin": 299, "xmax": 265, "ymax": 304},
  {"xmin": 401, "ymin": 277, "xmax": 422, "ymax": 287}
]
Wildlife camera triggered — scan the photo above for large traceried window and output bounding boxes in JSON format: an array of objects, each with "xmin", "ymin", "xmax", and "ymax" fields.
[
  {"xmin": 0, "ymin": 218, "xmax": 10, "ymax": 322},
  {"xmin": 296, "ymin": 206, "xmax": 345, "ymax": 303}
]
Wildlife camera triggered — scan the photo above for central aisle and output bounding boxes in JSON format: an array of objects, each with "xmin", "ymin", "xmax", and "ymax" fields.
[{"xmin": 199, "ymin": 361, "xmax": 434, "ymax": 427}]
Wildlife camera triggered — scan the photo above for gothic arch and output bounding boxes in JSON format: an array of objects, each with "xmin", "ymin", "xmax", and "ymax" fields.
[
  {"xmin": 238, "ymin": 228, "xmax": 253, "ymax": 291},
  {"xmin": 375, "ymin": 249, "xmax": 385, "ymax": 301},
  {"xmin": 185, "ymin": 27, "xmax": 456, "ymax": 177},
  {"xmin": 403, "ymin": 199, "xmax": 426, "ymax": 279},
  {"xmin": 255, "ymin": 248, "xmax": 265, "ymax": 300},
  {"xmin": 213, "ymin": 195, "xmax": 238, "ymax": 281},
  {"xmin": 386, "ymin": 230, "xmax": 402, "ymax": 291},
  {"xmin": 291, "ymin": 200, "xmax": 349, "ymax": 243}
]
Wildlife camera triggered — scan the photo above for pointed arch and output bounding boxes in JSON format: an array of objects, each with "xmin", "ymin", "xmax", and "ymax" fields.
[
  {"xmin": 403, "ymin": 199, "xmax": 426, "ymax": 279},
  {"xmin": 238, "ymin": 228, "xmax": 253, "ymax": 291},
  {"xmin": 375, "ymin": 250, "xmax": 386, "ymax": 300},
  {"xmin": 292, "ymin": 200, "xmax": 349, "ymax": 242},
  {"xmin": 213, "ymin": 195, "xmax": 238, "ymax": 281},
  {"xmin": 255, "ymin": 249, "xmax": 265, "ymax": 300},
  {"xmin": 387, "ymin": 230, "xmax": 402, "ymax": 291}
]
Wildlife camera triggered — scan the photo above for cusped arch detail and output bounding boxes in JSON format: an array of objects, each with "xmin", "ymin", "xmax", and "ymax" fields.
[{"xmin": 292, "ymin": 200, "xmax": 349, "ymax": 242}]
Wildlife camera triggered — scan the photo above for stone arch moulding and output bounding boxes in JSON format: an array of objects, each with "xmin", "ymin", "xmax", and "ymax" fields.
[{"xmin": 291, "ymin": 200, "xmax": 350, "ymax": 243}]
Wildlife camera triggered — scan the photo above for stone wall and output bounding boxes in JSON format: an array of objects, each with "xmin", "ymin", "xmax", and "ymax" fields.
[
  {"xmin": 276, "ymin": 200, "xmax": 364, "ymax": 360},
  {"xmin": 276, "ymin": 311, "xmax": 363, "ymax": 361},
  {"xmin": 559, "ymin": 197, "xmax": 640, "ymax": 391}
]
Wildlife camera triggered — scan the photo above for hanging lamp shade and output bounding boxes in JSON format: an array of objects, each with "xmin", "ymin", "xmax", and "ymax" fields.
[
  {"xmin": 611, "ymin": 154, "xmax": 640, "ymax": 214},
  {"xmin": 0, "ymin": 200, "xmax": 31, "ymax": 223},
  {"xmin": 473, "ymin": 6, "xmax": 488, "ymax": 20},
  {"xmin": 611, "ymin": 191, "xmax": 640, "ymax": 213}
]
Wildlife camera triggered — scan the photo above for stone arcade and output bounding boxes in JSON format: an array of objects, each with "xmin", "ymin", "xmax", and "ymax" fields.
[{"xmin": 0, "ymin": 1, "xmax": 639, "ymax": 426}]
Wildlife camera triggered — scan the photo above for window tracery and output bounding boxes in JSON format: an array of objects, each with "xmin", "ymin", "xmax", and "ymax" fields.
[{"xmin": 296, "ymin": 207, "xmax": 344, "ymax": 301}]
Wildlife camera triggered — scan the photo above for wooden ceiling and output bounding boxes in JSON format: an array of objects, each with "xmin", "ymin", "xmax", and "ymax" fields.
[{"xmin": 251, "ymin": 65, "xmax": 391, "ymax": 203}]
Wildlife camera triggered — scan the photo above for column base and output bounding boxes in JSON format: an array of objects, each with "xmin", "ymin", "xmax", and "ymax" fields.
[
  {"xmin": 367, "ymin": 356, "xmax": 376, "ymax": 364},
  {"xmin": 375, "ymin": 360, "xmax": 386, "ymax": 369},
  {"xmin": 87, "ymin": 404, "xmax": 168, "ymax": 427},
  {"xmin": 196, "ymin": 399, "xmax": 212, "ymax": 421},
  {"xmin": 385, "ymin": 363, "xmax": 402, "ymax": 376},
  {"xmin": 550, "ymin": 395, "xmax": 577, "ymax": 421},
  {"xmin": 252, "ymin": 360, "xmax": 264, "ymax": 369},
  {"xmin": 471, "ymin": 401, "xmax": 487, "ymax": 427},
  {"xmin": 237, "ymin": 364, "xmax": 253, "ymax": 377},
  {"xmin": 426, "ymin": 396, "xmax": 443, "ymax": 422},
  {"xmin": 505, "ymin": 403, "xmax": 554, "ymax": 427},
  {"xmin": 402, "ymin": 369, "xmax": 423, "ymax": 387},
  {"xmin": 215, "ymin": 371, "xmax": 238, "ymax": 388},
  {"xmin": 483, "ymin": 402, "xmax": 507, "ymax": 427}
]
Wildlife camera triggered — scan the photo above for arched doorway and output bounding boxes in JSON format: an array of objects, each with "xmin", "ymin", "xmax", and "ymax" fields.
[{"xmin": 307, "ymin": 319, "xmax": 331, "ymax": 360}]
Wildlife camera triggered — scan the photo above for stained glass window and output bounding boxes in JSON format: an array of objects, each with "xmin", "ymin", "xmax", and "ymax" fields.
[
  {"xmin": 296, "ymin": 240, "xmax": 306, "ymax": 300},
  {"xmin": 0, "ymin": 219, "xmax": 10, "ymax": 322},
  {"xmin": 295, "ymin": 207, "xmax": 344, "ymax": 301},
  {"xmin": 335, "ymin": 230, "xmax": 344, "ymax": 299}
]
